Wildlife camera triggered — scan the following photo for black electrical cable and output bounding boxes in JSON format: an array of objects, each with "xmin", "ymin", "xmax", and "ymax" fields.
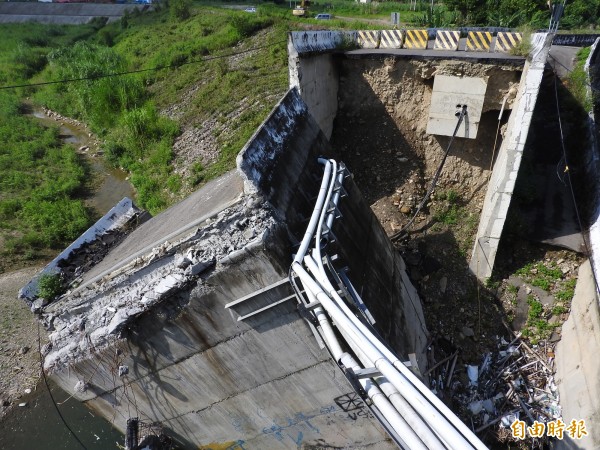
[
  {"xmin": 0, "ymin": 40, "xmax": 287, "ymax": 91},
  {"xmin": 391, "ymin": 105, "xmax": 468, "ymax": 241},
  {"xmin": 552, "ymin": 66, "xmax": 600, "ymax": 297},
  {"xmin": 37, "ymin": 321, "xmax": 88, "ymax": 450}
]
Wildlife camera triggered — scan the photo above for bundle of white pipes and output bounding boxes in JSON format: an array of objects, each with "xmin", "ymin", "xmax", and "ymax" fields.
[{"xmin": 290, "ymin": 158, "xmax": 488, "ymax": 450}]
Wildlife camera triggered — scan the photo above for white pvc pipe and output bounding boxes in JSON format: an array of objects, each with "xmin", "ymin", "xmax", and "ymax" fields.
[
  {"xmin": 294, "ymin": 159, "xmax": 332, "ymax": 264},
  {"xmin": 338, "ymin": 354, "xmax": 429, "ymax": 450},
  {"xmin": 326, "ymin": 167, "xmax": 345, "ymax": 231},
  {"xmin": 304, "ymin": 256, "xmax": 487, "ymax": 450},
  {"xmin": 314, "ymin": 159, "xmax": 338, "ymax": 265},
  {"xmin": 337, "ymin": 324, "xmax": 449, "ymax": 450},
  {"xmin": 303, "ymin": 277, "xmax": 428, "ymax": 449},
  {"xmin": 292, "ymin": 263, "xmax": 477, "ymax": 450},
  {"xmin": 294, "ymin": 157, "xmax": 487, "ymax": 450}
]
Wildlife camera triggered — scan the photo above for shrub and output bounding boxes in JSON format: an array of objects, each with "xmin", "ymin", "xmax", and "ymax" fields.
[
  {"xmin": 170, "ymin": 0, "xmax": 191, "ymax": 21},
  {"xmin": 45, "ymin": 42, "xmax": 145, "ymax": 130},
  {"xmin": 37, "ymin": 273, "xmax": 64, "ymax": 301}
]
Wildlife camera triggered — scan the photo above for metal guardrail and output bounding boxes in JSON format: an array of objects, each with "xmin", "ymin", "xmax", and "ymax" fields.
[
  {"xmin": 289, "ymin": 158, "xmax": 489, "ymax": 449},
  {"xmin": 355, "ymin": 29, "xmax": 522, "ymax": 53}
]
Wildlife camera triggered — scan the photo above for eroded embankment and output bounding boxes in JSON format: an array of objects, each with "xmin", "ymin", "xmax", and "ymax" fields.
[{"xmin": 330, "ymin": 56, "xmax": 523, "ymax": 359}]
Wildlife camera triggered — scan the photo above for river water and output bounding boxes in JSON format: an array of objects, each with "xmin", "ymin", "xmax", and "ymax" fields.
[
  {"xmin": 29, "ymin": 109, "xmax": 136, "ymax": 216},
  {"xmin": 0, "ymin": 381, "xmax": 124, "ymax": 449},
  {"xmin": 0, "ymin": 109, "xmax": 136, "ymax": 448}
]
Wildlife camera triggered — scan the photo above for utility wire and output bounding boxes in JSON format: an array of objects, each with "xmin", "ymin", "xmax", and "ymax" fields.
[
  {"xmin": 552, "ymin": 66, "xmax": 600, "ymax": 297},
  {"xmin": 391, "ymin": 105, "xmax": 468, "ymax": 241},
  {"xmin": 37, "ymin": 321, "xmax": 88, "ymax": 450},
  {"xmin": 0, "ymin": 40, "xmax": 287, "ymax": 91}
]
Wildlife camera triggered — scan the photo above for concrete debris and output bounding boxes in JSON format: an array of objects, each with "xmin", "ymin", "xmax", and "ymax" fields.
[
  {"xmin": 20, "ymin": 197, "xmax": 148, "ymax": 304},
  {"xmin": 74, "ymin": 380, "xmax": 88, "ymax": 393},
  {"xmin": 41, "ymin": 195, "xmax": 275, "ymax": 372},
  {"xmin": 429, "ymin": 333, "xmax": 561, "ymax": 444}
]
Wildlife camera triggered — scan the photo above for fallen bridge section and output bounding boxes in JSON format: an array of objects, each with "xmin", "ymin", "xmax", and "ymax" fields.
[{"xmin": 39, "ymin": 88, "xmax": 428, "ymax": 449}]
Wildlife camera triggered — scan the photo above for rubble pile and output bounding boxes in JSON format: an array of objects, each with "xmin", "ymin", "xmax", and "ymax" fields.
[
  {"xmin": 41, "ymin": 196, "xmax": 276, "ymax": 371},
  {"xmin": 429, "ymin": 333, "xmax": 560, "ymax": 446},
  {"xmin": 57, "ymin": 212, "xmax": 149, "ymax": 290}
]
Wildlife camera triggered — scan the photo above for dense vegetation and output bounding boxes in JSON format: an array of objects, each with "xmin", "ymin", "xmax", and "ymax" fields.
[
  {"xmin": 0, "ymin": 4, "xmax": 292, "ymax": 270},
  {"xmin": 440, "ymin": 0, "xmax": 600, "ymax": 28}
]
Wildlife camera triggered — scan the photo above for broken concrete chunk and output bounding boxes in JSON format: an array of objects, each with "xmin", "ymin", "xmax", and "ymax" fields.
[
  {"xmin": 30, "ymin": 298, "xmax": 49, "ymax": 313},
  {"xmin": 74, "ymin": 380, "xmax": 88, "ymax": 393},
  {"xmin": 467, "ymin": 365, "xmax": 479, "ymax": 386},
  {"xmin": 175, "ymin": 255, "xmax": 192, "ymax": 269}
]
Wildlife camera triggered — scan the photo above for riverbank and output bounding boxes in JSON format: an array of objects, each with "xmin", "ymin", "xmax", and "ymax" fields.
[
  {"xmin": 0, "ymin": 266, "xmax": 45, "ymax": 419},
  {"xmin": 0, "ymin": 107, "xmax": 136, "ymax": 429}
]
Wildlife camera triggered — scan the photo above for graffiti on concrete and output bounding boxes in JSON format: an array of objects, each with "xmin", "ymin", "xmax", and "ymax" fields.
[
  {"xmin": 225, "ymin": 393, "xmax": 373, "ymax": 447},
  {"xmin": 334, "ymin": 392, "xmax": 374, "ymax": 421}
]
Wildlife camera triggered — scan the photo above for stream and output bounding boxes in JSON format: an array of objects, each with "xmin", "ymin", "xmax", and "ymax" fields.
[
  {"xmin": 0, "ymin": 108, "xmax": 136, "ymax": 448},
  {"xmin": 29, "ymin": 107, "xmax": 136, "ymax": 216}
]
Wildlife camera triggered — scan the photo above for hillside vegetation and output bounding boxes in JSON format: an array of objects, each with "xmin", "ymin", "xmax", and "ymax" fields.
[{"xmin": 0, "ymin": 4, "xmax": 296, "ymax": 270}]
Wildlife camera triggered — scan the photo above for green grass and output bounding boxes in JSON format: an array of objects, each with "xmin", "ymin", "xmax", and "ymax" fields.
[
  {"xmin": 0, "ymin": 91, "xmax": 90, "ymax": 269},
  {"xmin": 516, "ymin": 261, "xmax": 564, "ymax": 292},
  {"xmin": 0, "ymin": 5, "xmax": 294, "ymax": 266},
  {"xmin": 433, "ymin": 190, "xmax": 464, "ymax": 225},
  {"xmin": 37, "ymin": 273, "xmax": 65, "ymax": 301},
  {"xmin": 566, "ymin": 46, "xmax": 593, "ymax": 112}
]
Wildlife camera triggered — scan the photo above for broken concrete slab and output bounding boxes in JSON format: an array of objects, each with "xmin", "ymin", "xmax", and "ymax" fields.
[{"xmin": 38, "ymin": 89, "xmax": 427, "ymax": 448}]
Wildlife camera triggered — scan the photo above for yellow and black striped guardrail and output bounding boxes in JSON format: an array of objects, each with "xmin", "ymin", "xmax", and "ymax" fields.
[
  {"xmin": 357, "ymin": 30, "xmax": 380, "ymax": 49},
  {"xmin": 380, "ymin": 30, "xmax": 404, "ymax": 49},
  {"xmin": 495, "ymin": 32, "xmax": 522, "ymax": 53},
  {"xmin": 466, "ymin": 31, "xmax": 492, "ymax": 52},
  {"xmin": 433, "ymin": 30, "xmax": 461, "ymax": 51},
  {"xmin": 403, "ymin": 29, "xmax": 428, "ymax": 49}
]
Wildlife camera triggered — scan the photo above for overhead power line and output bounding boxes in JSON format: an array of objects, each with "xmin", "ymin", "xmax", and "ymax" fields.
[{"xmin": 0, "ymin": 39, "xmax": 287, "ymax": 91}]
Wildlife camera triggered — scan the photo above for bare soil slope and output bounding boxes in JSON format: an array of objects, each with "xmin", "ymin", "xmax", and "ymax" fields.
[{"xmin": 0, "ymin": 266, "xmax": 46, "ymax": 418}]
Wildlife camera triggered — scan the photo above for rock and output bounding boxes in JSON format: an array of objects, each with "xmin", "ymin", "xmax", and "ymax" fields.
[
  {"xmin": 18, "ymin": 402, "xmax": 27, "ymax": 407},
  {"xmin": 439, "ymin": 276, "xmax": 448, "ymax": 293},
  {"xmin": 549, "ymin": 315, "xmax": 561, "ymax": 325},
  {"xmin": 30, "ymin": 298, "xmax": 49, "ymax": 313},
  {"xmin": 462, "ymin": 326, "xmax": 474, "ymax": 337},
  {"xmin": 400, "ymin": 206, "xmax": 411, "ymax": 214},
  {"xmin": 549, "ymin": 332, "xmax": 561, "ymax": 343},
  {"xmin": 2, "ymin": 399, "xmax": 9, "ymax": 407},
  {"xmin": 41, "ymin": 343, "xmax": 52, "ymax": 356},
  {"xmin": 20, "ymin": 346, "xmax": 30, "ymax": 355},
  {"xmin": 175, "ymin": 255, "xmax": 192, "ymax": 269},
  {"xmin": 243, "ymin": 228, "xmax": 256, "ymax": 240},
  {"xmin": 24, "ymin": 388, "xmax": 31, "ymax": 394},
  {"xmin": 118, "ymin": 365, "xmax": 129, "ymax": 377},
  {"xmin": 74, "ymin": 380, "xmax": 88, "ymax": 393},
  {"xmin": 79, "ymin": 145, "xmax": 89, "ymax": 152}
]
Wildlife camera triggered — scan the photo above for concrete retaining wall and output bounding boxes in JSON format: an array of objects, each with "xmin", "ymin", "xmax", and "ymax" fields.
[
  {"xmin": 288, "ymin": 31, "xmax": 349, "ymax": 139},
  {"xmin": 584, "ymin": 38, "xmax": 600, "ymax": 298},
  {"xmin": 549, "ymin": 38, "xmax": 600, "ymax": 450},
  {"xmin": 555, "ymin": 261, "xmax": 600, "ymax": 450},
  {"xmin": 553, "ymin": 34, "xmax": 600, "ymax": 47},
  {"xmin": 470, "ymin": 33, "xmax": 553, "ymax": 280},
  {"xmin": 19, "ymin": 197, "xmax": 142, "ymax": 301},
  {"xmin": 46, "ymin": 89, "xmax": 426, "ymax": 448}
]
